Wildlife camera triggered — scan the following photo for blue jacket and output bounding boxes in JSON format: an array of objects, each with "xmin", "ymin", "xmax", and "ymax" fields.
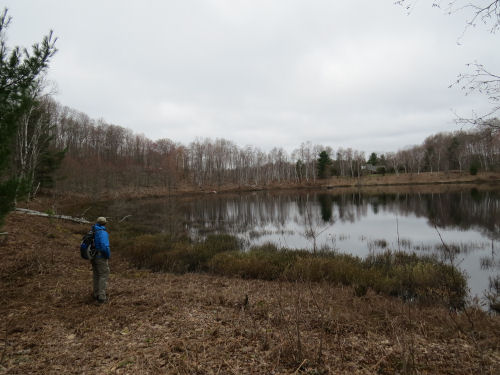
[{"xmin": 92, "ymin": 224, "xmax": 110, "ymax": 259}]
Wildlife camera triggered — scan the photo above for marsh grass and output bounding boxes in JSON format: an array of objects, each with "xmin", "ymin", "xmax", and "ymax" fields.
[
  {"xmin": 480, "ymin": 256, "xmax": 500, "ymax": 270},
  {"xmin": 115, "ymin": 229, "xmax": 467, "ymax": 307},
  {"xmin": 434, "ymin": 241, "xmax": 489, "ymax": 255},
  {"xmin": 114, "ymin": 231, "xmax": 240, "ymax": 273},
  {"xmin": 373, "ymin": 239, "xmax": 388, "ymax": 248}
]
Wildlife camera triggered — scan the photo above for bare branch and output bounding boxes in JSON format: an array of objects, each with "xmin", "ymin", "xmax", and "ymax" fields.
[
  {"xmin": 450, "ymin": 61, "xmax": 500, "ymax": 126},
  {"xmin": 396, "ymin": 1, "xmax": 500, "ymax": 32}
]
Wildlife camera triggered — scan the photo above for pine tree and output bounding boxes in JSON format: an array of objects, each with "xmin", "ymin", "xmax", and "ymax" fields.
[
  {"xmin": 0, "ymin": 9, "xmax": 57, "ymax": 227},
  {"xmin": 368, "ymin": 152, "xmax": 378, "ymax": 166},
  {"xmin": 317, "ymin": 150, "xmax": 332, "ymax": 179}
]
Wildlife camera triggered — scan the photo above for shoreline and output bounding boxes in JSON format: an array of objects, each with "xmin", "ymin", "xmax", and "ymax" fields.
[{"xmin": 37, "ymin": 171, "xmax": 500, "ymax": 204}]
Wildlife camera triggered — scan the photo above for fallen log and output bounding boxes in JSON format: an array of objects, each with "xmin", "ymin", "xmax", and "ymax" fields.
[{"xmin": 15, "ymin": 208, "xmax": 90, "ymax": 224}]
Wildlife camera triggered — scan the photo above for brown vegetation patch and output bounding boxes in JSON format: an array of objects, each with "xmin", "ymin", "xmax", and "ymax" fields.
[
  {"xmin": 38, "ymin": 171, "xmax": 500, "ymax": 202},
  {"xmin": 0, "ymin": 213, "xmax": 499, "ymax": 374}
]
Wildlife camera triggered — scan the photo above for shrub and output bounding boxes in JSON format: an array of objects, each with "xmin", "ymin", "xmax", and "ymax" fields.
[
  {"xmin": 364, "ymin": 251, "xmax": 466, "ymax": 306},
  {"xmin": 469, "ymin": 163, "xmax": 479, "ymax": 175},
  {"xmin": 114, "ymin": 233, "xmax": 178, "ymax": 270},
  {"xmin": 284, "ymin": 254, "xmax": 363, "ymax": 284},
  {"xmin": 209, "ymin": 251, "xmax": 285, "ymax": 280},
  {"xmin": 209, "ymin": 244, "xmax": 300, "ymax": 280},
  {"xmin": 166, "ymin": 234, "xmax": 241, "ymax": 273},
  {"xmin": 116, "ymin": 232, "xmax": 241, "ymax": 273},
  {"xmin": 354, "ymin": 283, "xmax": 368, "ymax": 297}
]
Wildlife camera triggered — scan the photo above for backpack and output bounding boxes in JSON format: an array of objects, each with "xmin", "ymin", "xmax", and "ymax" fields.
[{"xmin": 80, "ymin": 229, "xmax": 102, "ymax": 260}]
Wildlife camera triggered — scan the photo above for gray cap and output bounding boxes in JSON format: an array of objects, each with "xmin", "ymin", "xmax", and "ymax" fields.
[{"xmin": 96, "ymin": 216, "xmax": 107, "ymax": 224}]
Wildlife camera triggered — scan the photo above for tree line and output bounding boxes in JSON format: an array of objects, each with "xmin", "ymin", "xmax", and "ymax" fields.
[
  {"xmin": 44, "ymin": 100, "xmax": 498, "ymax": 194},
  {"xmin": 4, "ymin": 81, "xmax": 500, "ymax": 196},
  {"xmin": 8, "ymin": 91, "xmax": 500, "ymax": 197}
]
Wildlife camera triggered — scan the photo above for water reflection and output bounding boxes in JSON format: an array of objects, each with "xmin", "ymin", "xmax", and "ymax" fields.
[
  {"xmin": 183, "ymin": 189, "xmax": 499, "ymax": 242},
  {"xmin": 180, "ymin": 188, "xmax": 499, "ymax": 299},
  {"xmin": 80, "ymin": 186, "xmax": 499, "ymax": 300},
  {"xmin": 318, "ymin": 194, "xmax": 333, "ymax": 222}
]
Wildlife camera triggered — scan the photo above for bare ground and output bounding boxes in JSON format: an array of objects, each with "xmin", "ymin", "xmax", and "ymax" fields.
[{"xmin": 1, "ymin": 212, "xmax": 499, "ymax": 374}]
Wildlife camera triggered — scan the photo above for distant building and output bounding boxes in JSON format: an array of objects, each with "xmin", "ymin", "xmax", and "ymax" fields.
[
  {"xmin": 361, "ymin": 164, "xmax": 388, "ymax": 174},
  {"xmin": 361, "ymin": 164, "xmax": 378, "ymax": 173}
]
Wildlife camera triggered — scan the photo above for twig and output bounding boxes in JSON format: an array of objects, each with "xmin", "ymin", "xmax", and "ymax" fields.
[
  {"xmin": 292, "ymin": 358, "xmax": 307, "ymax": 374},
  {"xmin": 222, "ymin": 359, "xmax": 237, "ymax": 375},
  {"xmin": 119, "ymin": 215, "xmax": 132, "ymax": 223},
  {"xmin": 434, "ymin": 223, "xmax": 488, "ymax": 373},
  {"xmin": 295, "ymin": 282, "xmax": 302, "ymax": 360},
  {"xmin": 0, "ymin": 320, "xmax": 7, "ymax": 367},
  {"xmin": 276, "ymin": 283, "xmax": 294, "ymax": 342},
  {"xmin": 306, "ymin": 282, "xmax": 326, "ymax": 362},
  {"xmin": 370, "ymin": 354, "xmax": 388, "ymax": 372},
  {"xmin": 396, "ymin": 212, "xmax": 401, "ymax": 252},
  {"xmin": 80, "ymin": 207, "xmax": 92, "ymax": 218}
]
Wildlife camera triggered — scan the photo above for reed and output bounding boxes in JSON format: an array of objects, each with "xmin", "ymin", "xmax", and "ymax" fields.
[{"xmin": 115, "ymin": 231, "xmax": 467, "ymax": 307}]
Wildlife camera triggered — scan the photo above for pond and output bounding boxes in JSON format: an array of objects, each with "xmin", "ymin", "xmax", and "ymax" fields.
[{"xmin": 82, "ymin": 184, "xmax": 500, "ymax": 301}]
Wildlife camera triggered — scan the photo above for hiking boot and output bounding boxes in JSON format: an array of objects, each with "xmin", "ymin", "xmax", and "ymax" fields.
[{"xmin": 97, "ymin": 298, "xmax": 106, "ymax": 305}]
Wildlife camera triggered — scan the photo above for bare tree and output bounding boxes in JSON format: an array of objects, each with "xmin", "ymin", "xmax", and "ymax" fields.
[
  {"xmin": 453, "ymin": 64, "xmax": 500, "ymax": 128},
  {"xmin": 14, "ymin": 95, "xmax": 59, "ymax": 198},
  {"xmin": 397, "ymin": 1, "xmax": 500, "ymax": 128}
]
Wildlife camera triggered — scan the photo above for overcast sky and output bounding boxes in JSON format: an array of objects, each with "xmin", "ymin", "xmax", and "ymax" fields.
[{"xmin": 3, "ymin": 0, "xmax": 499, "ymax": 154}]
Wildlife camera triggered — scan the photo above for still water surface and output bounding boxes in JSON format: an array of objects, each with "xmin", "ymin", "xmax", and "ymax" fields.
[{"xmin": 96, "ymin": 186, "xmax": 500, "ymax": 300}]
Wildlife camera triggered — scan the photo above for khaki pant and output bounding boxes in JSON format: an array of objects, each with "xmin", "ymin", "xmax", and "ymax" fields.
[{"xmin": 91, "ymin": 257, "xmax": 109, "ymax": 301}]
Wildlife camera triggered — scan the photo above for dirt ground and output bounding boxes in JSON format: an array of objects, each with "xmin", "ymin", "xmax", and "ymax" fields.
[{"xmin": 1, "ymin": 212, "xmax": 499, "ymax": 374}]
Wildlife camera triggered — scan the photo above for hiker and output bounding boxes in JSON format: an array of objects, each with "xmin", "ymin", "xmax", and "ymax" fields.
[{"xmin": 91, "ymin": 216, "xmax": 110, "ymax": 304}]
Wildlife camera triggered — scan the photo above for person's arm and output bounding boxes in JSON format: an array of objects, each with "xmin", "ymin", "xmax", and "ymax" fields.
[{"xmin": 101, "ymin": 231, "xmax": 110, "ymax": 259}]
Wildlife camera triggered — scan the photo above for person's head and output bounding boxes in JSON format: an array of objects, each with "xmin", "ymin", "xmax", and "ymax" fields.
[{"xmin": 96, "ymin": 217, "xmax": 107, "ymax": 225}]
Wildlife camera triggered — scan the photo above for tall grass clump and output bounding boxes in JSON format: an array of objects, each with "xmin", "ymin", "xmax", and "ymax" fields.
[
  {"xmin": 115, "ymin": 229, "xmax": 467, "ymax": 307},
  {"xmin": 113, "ymin": 232, "xmax": 181, "ymax": 271},
  {"xmin": 168, "ymin": 234, "xmax": 242, "ymax": 273},
  {"xmin": 365, "ymin": 251, "xmax": 467, "ymax": 307},
  {"xmin": 208, "ymin": 243, "xmax": 306, "ymax": 280},
  {"xmin": 283, "ymin": 253, "xmax": 366, "ymax": 285},
  {"xmin": 115, "ymin": 231, "xmax": 241, "ymax": 273},
  {"xmin": 209, "ymin": 247, "xmax": 467, "ymax": 307}
]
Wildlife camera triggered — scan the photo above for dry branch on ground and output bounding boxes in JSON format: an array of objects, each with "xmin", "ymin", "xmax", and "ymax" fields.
[{"xmin": 14, "ymin": 208, "xmax": 90, "ymax": 224}]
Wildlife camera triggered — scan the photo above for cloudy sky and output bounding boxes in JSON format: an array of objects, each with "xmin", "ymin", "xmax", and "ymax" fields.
[{"xmin": 3, "ymin": 0, "xmax": 499, "ymax": 154}]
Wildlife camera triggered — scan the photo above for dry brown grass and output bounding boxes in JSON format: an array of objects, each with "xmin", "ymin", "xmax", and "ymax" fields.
[
  {"xmin": 1, "ymin": 213, "xmax": 499, "ymax": 374},
  {"xmin": 39, "ymin": 171, "xmax": 500, "ymax": 201}
]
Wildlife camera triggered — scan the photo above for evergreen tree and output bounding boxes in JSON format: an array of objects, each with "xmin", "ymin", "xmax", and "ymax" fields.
[
  {"xmin": 0, "ymin": 9, "xmax": 57, "ymax": 227},
  {"xmin": 295, "ymin": 159, "xmax": 305, "ymax": 181},
  {"xmin": 378, "ymin": 154, "xmax": 387, "ymax": 166},
  {"xmin": 368, "ymin": 152, "xmax": 378, "ymax": 165},
  {"xmin": 317, "ymin": 150, "xmax": 332, "ymax": 179}
]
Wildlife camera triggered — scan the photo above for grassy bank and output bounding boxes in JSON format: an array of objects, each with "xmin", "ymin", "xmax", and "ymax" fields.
[
  {"xmin": 1, "ymin": 212, "xmax": 499, "ymax": 374},
  {"xmin": 114, "ymin": 231, "xmax": 467, "ymax": 309},
  {"xmin": 44, "ymin": 171, "xmax": 500, "ymax": 201}
]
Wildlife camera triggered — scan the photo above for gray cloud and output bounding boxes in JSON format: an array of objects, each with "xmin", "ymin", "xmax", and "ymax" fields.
[{"xmin": 4, "ymin": 0, "xmax": 498, "ymax": 153}]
